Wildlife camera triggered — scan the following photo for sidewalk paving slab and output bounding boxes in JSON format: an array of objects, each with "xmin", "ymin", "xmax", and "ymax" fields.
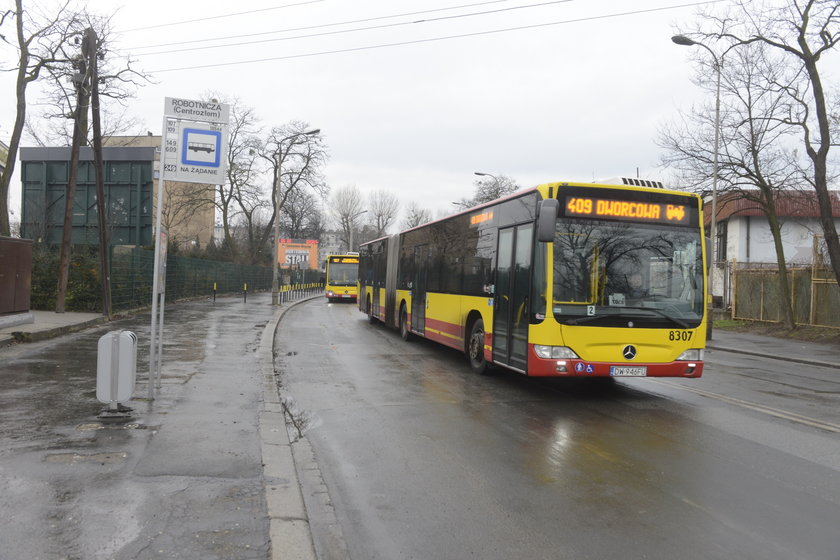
[
  {"xmin": 1, "ymin": 297, "xmax": 319, "ymax": 559},
  {"xmin": 0, "ymin": 309, "xmax": 106, "ymax": 346},
  {"xmin": 707, "ymin": 330, "xmax": 840, "ymax": 369}
]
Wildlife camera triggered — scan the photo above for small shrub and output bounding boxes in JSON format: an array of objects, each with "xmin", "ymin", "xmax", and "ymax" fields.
[{"xmin": 31, "ymin": 244, "xmax": 102, "ymax": 312}]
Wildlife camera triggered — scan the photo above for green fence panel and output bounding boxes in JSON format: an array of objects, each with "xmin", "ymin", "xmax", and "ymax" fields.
[{"xmin": 109, "ymin": 247, "xmax": 278, "ymax": 310}]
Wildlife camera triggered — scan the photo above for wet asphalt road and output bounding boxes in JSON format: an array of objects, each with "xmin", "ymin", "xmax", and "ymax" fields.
[
  {"xmin": 277, "ymin": 299, "xmax": 840, "ymax": 560},
  {"xmin": 0, "ymin": 296, "xmax": 275, "ymax": 560}
]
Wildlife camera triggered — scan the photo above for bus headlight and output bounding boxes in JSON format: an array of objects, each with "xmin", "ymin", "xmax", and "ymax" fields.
[
  {"xmin": 534, "ymin": 345, "xmax": 580, "ymax": 359},
  {"xmin": 676, "ymin": 349, "xmax": 704, "ymax": 361}
]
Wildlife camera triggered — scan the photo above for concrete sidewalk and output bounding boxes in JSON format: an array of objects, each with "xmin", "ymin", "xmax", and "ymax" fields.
[
  {"xmin": 0, "ymin": 309, "xmax": 107, "ymax": 346},
  {"xmin": 706, "ymin": 329, "xmax": 840, "ymax": 369},
  {"xmin": 1, "ymin": 298, "xmax": 320, "ymax": 560}
]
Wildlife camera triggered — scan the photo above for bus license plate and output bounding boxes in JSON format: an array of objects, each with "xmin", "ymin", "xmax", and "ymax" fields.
[{"xmin": 610, "ymin": 366, "xmax": 647, "ymax": 377}]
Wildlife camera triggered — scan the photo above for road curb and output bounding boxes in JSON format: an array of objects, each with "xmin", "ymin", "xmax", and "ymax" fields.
[
  {"xmin": 0, "ymin": 316, "xmax": 110, "ymax": 347},
  {"xmin": 706, "ymin": 342, "xmax": 840, "ymax": 370},
  {"xmin": 259, "ymin": 296, "xmax": 321, "ymax": 560}
]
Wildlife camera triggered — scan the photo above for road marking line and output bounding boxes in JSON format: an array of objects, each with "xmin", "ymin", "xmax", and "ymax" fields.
[{"xmin": 650, "ymin": 379, "xmax": 840, "ymax": 433}]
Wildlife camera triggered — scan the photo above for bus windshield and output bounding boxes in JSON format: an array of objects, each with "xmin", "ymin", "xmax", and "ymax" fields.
[
  {"xmin": 552, "ymin": 218, "xmax": 704, "ymax": 328},
  {"xmin": 327, "ymin": 262, "xmax": 358, "ymax": 286}
]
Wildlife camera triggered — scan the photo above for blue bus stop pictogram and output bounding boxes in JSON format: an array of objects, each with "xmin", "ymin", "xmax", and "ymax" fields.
[{"xmin": 181, "ymin": 128, "xmax": 222, "ymax": 167}]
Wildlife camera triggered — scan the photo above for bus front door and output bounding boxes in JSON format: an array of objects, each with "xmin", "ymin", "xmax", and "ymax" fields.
[
  {"xmin": 411, "ymin": 245, "xmax": 428, "ymax": 335},
  {"xmin": 493, "ymin": 224, "xmax": 533, "ymax": 371}
]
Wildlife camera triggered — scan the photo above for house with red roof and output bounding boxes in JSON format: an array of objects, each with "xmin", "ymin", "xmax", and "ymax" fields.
[{"xmin": 710, "ymin": 190, "xmax": 840, "ymax": 266}]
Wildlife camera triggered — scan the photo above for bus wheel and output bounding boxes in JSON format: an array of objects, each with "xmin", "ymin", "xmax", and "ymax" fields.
[
  {"xmin": 399, "ymin": 306, "xmax": 413, "ymax": 341},
  {"xmin": 367, "ymin": 296, "xmax": 376, "ymax": 324},
  {"xmin": 468, "ymin": 319, "xmax": 489, "ymax": 375}
]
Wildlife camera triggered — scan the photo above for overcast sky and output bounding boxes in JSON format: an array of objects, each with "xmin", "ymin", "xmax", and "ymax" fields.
[{"xmin": 4, "ymin": 0, "xmax": 836, "ymax": 226}]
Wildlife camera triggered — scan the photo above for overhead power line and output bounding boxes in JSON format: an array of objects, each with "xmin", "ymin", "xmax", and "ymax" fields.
[
  {"xmin": 149, "ymin": 1, "xmax": 725, "ymax": 73},
  {"xmin": 136, "ymin": 0, "xmax": 575, "ymax": 57},
  {"xmin": 121, "ymin": 0, "xmax": 326, "ymax": 33},
  {"xmin": 127, "ymin": 0, "xmax": 515, "ymax": 50}
]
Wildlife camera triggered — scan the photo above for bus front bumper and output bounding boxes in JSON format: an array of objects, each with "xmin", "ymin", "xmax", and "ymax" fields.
[
  {"xmin": 526, "ymin": 346, "xmax": 703, "ymax": 378},
  {"xmin": 325, "ymin": 290, "xmax": 357, "ymax": 300}
]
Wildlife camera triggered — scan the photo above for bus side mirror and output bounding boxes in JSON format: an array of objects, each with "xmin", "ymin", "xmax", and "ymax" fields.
[{"xmin": 537, "ymin": 199, "xmax": 559, "ymax": 242}]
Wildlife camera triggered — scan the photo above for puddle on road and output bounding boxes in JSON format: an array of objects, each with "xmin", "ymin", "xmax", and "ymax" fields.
[
  {"xmin": 44, "ymin": 451, "xmax": 128, "ymax": 464},
  {"xmin": 76, "ymin": 422, "xmax": 151, "ymax": 431}
]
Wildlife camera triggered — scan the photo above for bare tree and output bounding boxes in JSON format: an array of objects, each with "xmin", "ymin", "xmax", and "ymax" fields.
[
  {"xmin": 259, "ymin": 121, "xmax": 327, "ymax": 262},
  {"xmin": 368, "ymin": 189, "xmax": 399, "ymax": 238},
  {"xmin": 1, "ymin": 3, "xmax": 148, "ymax": 236},
  {"xmin": 330, "ymin": 184, "xmax": 365, "ymax": 251},
  {"xmin": 217, "ymin": 96, "xmax": 262, "ymax": 258},
  {"xmin": 160, "ymin": 180, "xmax": 217, "ymax": 249},
  {"xmin": 401, "ymin": 201, "xmax": 433, "ymax": 229},
  {"xmin": 701, "ymin": 0, "xmax": 840, "ymax": 286},
  {"xmin": 281, "ymin": 188, "xmax": 325, "ymax": 240},
  {"xmin": 452, "ymin": 174, "xmax": 521, "ymax": 210},
  {"xmin": 1, "ymin": 0, "xmax": 81, "ymax": 236},
  {"xmin": 660, "ymin": 40, "xmax": 803, "ymax": 328},
  {"xmin": 233, "ymin": 183, "xmax": 272, "ymax": 264},
  {"xmin": 22, "ymin": 10, "xmax": 146, "ymax": 147},
  {"xmin": 24, "ymin": 98, "xmax": 144, "ymax": 147}
]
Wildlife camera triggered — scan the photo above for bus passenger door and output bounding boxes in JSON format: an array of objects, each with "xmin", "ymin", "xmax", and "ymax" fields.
[
  {"xmin": 371, "ymin": 249, "xmax": 382, "ymax": 318},
  {"xmin": 411, "ymin": 245, "xmax": 428, "ymax": 335},
  {"xmin": 493, "ymin": 224, "xmax": 533, "ymax": 371}
]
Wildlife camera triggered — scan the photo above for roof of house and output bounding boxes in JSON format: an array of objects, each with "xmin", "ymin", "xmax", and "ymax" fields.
[{"xmin": 712, "ymin": 190, "xmax": 840, "ymax": 221}]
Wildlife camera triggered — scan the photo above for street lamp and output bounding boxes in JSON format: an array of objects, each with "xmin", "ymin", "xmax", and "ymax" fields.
[
  {"xmin": 672, "ymin": 34, "xmax": 723, "ymax": 312},
  {"xmin": 272, "ymin": 128, "xmax": 320, "ymax": 305},
  {"xmin": 474, "ymin": 171, "xmax": 498, "ymax": 181},
  {"xmin": 475, "ymin": 171, "xmax": 503, "ymax": 201},
  {"xmin": 348, "ymin": 210, "xmax": 367, "ymax": 252}
]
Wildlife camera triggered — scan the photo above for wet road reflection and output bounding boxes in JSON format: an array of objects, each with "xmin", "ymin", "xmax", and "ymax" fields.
[{"xmin": 279, "ymin": 300, "xmax": 840, "ymax": 560}]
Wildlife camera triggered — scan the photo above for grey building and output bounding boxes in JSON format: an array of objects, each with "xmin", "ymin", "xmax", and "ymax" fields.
[{"xmin": 20, "ymin": 146, "xmax": 154, "ymax": 245}]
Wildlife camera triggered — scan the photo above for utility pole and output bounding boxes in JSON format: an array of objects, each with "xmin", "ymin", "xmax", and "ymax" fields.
[
  {"xmin": 88, "ymin": 27, "xmax": 112, "ymax": 319},
  {"xmin": 56, "ymin": 28, "xmax": 93, "ymax": 313}
]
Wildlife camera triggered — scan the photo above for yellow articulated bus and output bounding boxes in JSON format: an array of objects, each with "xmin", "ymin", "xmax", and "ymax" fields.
[
  {"xmin": 324, "ymin": 253, "xmax": 359, "ymax": 303},
  {"xmin": 358, "ymin": 180, "xmax": 707, "ymax": 377}
]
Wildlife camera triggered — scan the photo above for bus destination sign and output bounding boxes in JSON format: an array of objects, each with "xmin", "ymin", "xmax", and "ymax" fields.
[
  {"xmin": 564, "ymin": 196, "xmax": 690, "ymax": 225},
  {"xmin": 330, "ymin": 256, "xmax": 359, "ymax": 264}
]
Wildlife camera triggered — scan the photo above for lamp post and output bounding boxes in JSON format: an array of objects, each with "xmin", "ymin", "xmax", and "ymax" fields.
[
  {"xmin": 672, "ymin": 34, "xmax": 723, "ymax": 313},
  {"xmin": 348, "ymin": 210, "xmax": 368, "ymax": 252},
  {"xmin": 272, "ymin": 128, "xmax": 320, "ymax": 305},
  {"xmin": 474, "ymin": 171, "xmax": 500, "ymax": 198}
]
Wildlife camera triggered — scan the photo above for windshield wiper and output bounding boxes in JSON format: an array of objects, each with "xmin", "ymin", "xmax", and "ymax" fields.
[
  {"xmin": 621, "ymin": 306, "xmax": 691, "ymax": 328},
  {"xmin": 564, "ymin": 315, "xmax": 605, "ymax": 325}
]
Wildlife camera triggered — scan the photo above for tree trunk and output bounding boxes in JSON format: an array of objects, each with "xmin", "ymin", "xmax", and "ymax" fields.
[
  {"xmin": 56, "ymin": 33, "xmax": 91, "ymax": 313},
  {"xmin": 765, "ymin": 201, "xmax": 796, "ymax": 330},
  {"xmin": 800, "ymin": 41, "xmax": 840, "ymax": 288},
  {"xmin": 1, "ymin": 0, "xmax": 31, "ymax": 237},
  {"xmin": 89, "ymin": 28, "xmax": 112, "ymax": 319}
]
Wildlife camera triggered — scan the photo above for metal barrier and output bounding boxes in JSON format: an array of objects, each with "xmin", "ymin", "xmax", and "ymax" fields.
[{"xmin": 110, "ymin": 247, "xmax": 323, "ymax": 311}]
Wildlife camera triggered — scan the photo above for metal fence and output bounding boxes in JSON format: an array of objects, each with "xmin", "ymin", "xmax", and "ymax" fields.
[{"xmin": 110, "ymin": 246, "xmax": 323, "ymax": 312}]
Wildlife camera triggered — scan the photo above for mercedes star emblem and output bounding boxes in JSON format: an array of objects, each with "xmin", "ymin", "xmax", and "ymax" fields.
[{"xmin": 623, "ymin": 345, "xmax": 637, "ymax": 360}]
